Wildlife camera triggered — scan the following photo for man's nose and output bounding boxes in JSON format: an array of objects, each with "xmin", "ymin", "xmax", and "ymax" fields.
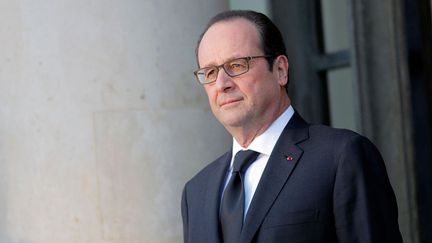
[{"xmin": 215, "ymin": 68, "xmax": 234, "ymax": 92}]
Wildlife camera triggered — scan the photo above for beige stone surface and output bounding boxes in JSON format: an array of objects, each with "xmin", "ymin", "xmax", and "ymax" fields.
[
  {"xmin": 94, "ymin": 109, "xmax": 229, "ymax": 242},
  {"xmin": 0, "ymin": 0, "xmax": 229, "ymax": 242}
]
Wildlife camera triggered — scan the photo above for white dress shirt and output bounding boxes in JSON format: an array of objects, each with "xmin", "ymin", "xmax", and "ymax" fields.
[{"xmin": 222, "ymin": 105, "xmax": 295, "ymax": 218}]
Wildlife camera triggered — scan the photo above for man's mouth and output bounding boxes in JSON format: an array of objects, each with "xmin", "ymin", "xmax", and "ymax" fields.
[{"xmin": 220, "ymin": 98, "xmax": 243, "ymax": 107}]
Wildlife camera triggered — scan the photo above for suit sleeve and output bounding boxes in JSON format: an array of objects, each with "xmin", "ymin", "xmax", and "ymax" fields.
[
  {"xmin": 181, "ymin": 185, "xmax": 189, "ymax": 243},
  {"xmin": 333, "ymin": 135, "xmax": 403, "ymax": 243}
]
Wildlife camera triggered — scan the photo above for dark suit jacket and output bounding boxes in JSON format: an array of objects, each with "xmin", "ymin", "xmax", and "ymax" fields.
[{"xmin": 181, "ymin": 112, "xmax": 403, "ymax": 243}]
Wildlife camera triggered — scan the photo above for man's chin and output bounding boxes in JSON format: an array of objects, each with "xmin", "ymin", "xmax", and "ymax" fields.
[{"xmin": 218, "ymin": 115, "xmax": 248, "ymax": 128}]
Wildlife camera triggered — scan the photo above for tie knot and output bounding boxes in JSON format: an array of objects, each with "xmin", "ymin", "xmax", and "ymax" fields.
[{"xmin": 232, "ymin": 150, "xmax": 259, "ymax": 173}]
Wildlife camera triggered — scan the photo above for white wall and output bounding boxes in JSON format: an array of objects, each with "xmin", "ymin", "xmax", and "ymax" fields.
[{"xmin": 0, "ymin": 1, "xmax": 230, "ymax": 242}]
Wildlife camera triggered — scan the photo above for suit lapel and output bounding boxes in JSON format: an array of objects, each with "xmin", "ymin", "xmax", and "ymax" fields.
[
  {"xmin": 202, "ymin": 151, "xmax": 231, "ymax": 243},
  {"xmin": 240, "ymin": 112, "xmax": 309, "ymax": 243}
]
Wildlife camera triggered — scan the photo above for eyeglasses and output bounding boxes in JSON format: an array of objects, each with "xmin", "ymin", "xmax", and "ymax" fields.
[{"xmin": 194, "ymin": 55, "xmax": 273, "ymax": 84}]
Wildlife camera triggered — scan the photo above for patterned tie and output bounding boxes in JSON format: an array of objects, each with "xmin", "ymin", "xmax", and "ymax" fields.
[{"xmin": 220, "ymin": 150, "xmax": 259, "ymax": 243}]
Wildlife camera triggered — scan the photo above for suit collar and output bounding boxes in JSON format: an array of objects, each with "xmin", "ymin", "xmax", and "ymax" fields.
[
  {"xmin": 278, "ymin": 110, "xmax": 310, "ymax": 145},
  {"xmin": 233, "ymin": 106, "xmax": 295, "ymax": 157},
  {"xmin": 240, "ymin": 112, "xmax": 309, "ymax": 242}
]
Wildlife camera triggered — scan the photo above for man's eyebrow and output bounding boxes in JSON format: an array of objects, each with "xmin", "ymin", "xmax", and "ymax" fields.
[{"xmin": 200, "ymin": 56, "xmax": 242, "ymax": 68}]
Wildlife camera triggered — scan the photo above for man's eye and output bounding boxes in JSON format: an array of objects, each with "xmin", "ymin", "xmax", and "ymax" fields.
[
  {"xmin": 229, "ymin": 62, "xmax": 246, "ymax": 71},
  {"xmin": 206, "ymin": 69, "xmax": 217, "ymax": 78}
]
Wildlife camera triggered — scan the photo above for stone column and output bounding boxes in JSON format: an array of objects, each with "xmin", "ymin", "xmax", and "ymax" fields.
[
  {"xmin": 349, "ymin": 0, "xmax": 420, "ymax": 242},
  {"xmin": 0, "ymin": 1, "xmax": 229, "ymax": 242}
]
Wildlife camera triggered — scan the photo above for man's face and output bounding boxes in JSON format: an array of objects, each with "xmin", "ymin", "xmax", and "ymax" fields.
[{"xmin": 197, "ymin": 18, "xmax": 288, "ymax": 130}]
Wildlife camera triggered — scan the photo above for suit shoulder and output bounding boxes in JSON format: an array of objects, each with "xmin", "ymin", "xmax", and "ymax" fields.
[
  {"xmin": 184, "ymin": 152, "xmax": 229, "ymax": 187},
  {"xmin": 306, "ymin": 124, "xmax": 380, "ymax": 158},
  {"xmin": 308, "ymin": 124, "xmax": 369, "ymax": 143}
]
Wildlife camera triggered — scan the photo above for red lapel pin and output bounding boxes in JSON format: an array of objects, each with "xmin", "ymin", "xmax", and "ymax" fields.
[{"xmin": 286, "ymin": 155, "xmax": 294, "ymax": 161}]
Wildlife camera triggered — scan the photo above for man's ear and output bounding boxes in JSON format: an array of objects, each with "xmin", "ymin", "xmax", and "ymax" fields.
[{"xmin": 274, "ymin": 55, "xmax": 289, "ymax": 86}]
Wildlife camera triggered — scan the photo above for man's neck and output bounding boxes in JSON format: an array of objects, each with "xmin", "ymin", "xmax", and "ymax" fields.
[
  {"xmin": 230, "ymin": 122, "xmax": 269, "ymax": 148},
  {"xmin": 228, "ymin": 100, "xmax": 291, "ymax": 148}
]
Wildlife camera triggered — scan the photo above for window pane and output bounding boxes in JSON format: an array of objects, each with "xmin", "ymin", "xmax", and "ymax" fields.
[
  {"xmin": 321, "ymin": 0, "xmax": 350, "ymax": 52},
  {"xmin": 327, "ymin": 67, "xmax": 357, "ymax": 131}
]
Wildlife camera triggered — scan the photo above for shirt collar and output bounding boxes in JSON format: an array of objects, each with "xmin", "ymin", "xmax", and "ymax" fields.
[{"xmin": 232, "ymin": 105, "xmax": 295, "ymax": 159}]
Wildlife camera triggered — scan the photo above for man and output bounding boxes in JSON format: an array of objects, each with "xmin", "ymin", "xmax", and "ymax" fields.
[{"xmin": 181, "ymin": 10, "xmax": 403, "ymax": 243}]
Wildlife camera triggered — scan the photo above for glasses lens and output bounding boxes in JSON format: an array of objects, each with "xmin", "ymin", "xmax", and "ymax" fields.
[
  {"xmin": 225, "ymin": 58, "xmax": 248, "ymax": 76},
  {"xmin": 196, "ymin": 67, "xmax": 218, "ymax": 83}
]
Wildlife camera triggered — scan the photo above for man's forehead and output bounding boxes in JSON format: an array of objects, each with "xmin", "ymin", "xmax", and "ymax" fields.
[
  {"xmin": 197, "ymin": 18, "xmax": 261, "ymax": 67},
  {"xmin": 200, "ymin": 18, "xmax": 260, "ymax": 47}
]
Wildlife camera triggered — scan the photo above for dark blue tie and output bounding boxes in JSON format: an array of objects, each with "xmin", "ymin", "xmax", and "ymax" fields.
[{"xmin": 220, "ymin": 150, "xmax": 259, "ymax": 243}]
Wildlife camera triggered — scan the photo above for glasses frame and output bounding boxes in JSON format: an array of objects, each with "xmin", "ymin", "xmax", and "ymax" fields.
[{"xmin": 194, "ymin": 55, "xmax": 274, "ymax": 84}]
